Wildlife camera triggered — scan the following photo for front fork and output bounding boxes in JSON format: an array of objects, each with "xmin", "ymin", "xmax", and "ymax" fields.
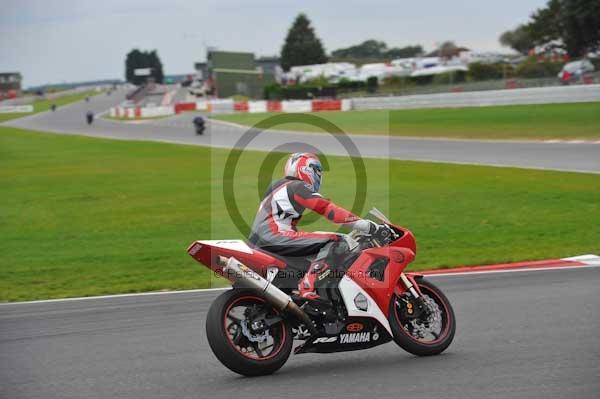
[
  {"xmin": 400, "ymin": 273, "xmax": 422, "ymax": 299},
  {"xmin": 397, "ymin": 273, "xmax": 431, "ymax": 318}
]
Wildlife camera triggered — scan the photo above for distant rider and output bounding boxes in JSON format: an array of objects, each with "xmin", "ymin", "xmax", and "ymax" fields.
[{"xmin": 193, "ymin": 115, "xmax": 205, "ymax": 135}]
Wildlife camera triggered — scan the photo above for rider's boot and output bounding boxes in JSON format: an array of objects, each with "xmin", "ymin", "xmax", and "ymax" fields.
[{"xmin": 298, "ymin": 261, "xmax": 330, "ymax": 300}]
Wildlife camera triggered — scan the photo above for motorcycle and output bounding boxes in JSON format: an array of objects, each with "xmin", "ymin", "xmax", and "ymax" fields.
[
  {"xmin": 188, "ymin": 208, "xmax": 456, "ymax": 376},
  {"xmin": 193, "ymin": 116, "xmax": 205, "ymax": 135}
]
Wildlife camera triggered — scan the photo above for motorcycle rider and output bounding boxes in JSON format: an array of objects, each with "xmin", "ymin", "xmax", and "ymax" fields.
[
  {"xmin": 193, "ymin": 115, "xmax": 205, "ymax": 135},
  {"xmin": 249, "ymin": 152, "xmax": 381, "ymax": 300}
]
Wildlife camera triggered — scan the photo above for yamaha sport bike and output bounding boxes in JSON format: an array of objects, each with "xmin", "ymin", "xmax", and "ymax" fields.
[{"xmin": 188, "ymin": 208, "xmax": 455, "ymax": 376}]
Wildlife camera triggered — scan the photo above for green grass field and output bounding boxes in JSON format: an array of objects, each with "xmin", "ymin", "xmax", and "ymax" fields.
[
  {"xmin": 1, "ymin": 126, "xmax": 599, "ymax": 301},
  {"xmin": 0, "ymin": 90, "xmax": 99, "ymax": 122},
  {"xmin": 213, "ymin": 102, "xmax": 600, "ymax": 140}
]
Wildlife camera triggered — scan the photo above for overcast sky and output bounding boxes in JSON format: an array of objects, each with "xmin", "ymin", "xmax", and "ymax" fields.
[{"xmin": 1, "ymin": 0, "xmax": 548, "ymax": 87}]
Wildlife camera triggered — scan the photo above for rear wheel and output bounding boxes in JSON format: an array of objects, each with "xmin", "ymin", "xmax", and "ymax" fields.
[
  {"xmin": 205, "ymin": 289, "xmax": 293, "ymax": 376},
  {"xmin": 389, "ymin": 278, "xmax": 456, "ymax": 356}
]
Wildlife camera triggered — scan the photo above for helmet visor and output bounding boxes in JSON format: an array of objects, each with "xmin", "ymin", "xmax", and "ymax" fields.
[{"xmin": 309, "ymin": 164, "xmax": 322, "ymax": 192}]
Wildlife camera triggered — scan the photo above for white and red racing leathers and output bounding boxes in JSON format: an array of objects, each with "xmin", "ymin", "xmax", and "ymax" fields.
[{"xmin": 249, "ymin": 177, "xmax": 361, "ymax": 258}]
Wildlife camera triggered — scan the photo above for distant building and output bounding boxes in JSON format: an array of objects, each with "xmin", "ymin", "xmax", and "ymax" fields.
[
  {"xmin": 0, "ymin": 72, "xmax": 22, "ymax": 96},
  {"xmin": 194, "ymin": 50, "xmax": 277, "ymax": 98},
  {"xmin": 194, "ymin": 62, "xmax": 207, "ymax": 80},
  {"xmin": 256, "ymin": 56, "xmax": 283, "ymax": 82}
]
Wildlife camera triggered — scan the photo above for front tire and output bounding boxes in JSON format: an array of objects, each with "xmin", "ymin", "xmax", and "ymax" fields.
[
  {"xmin": 389, "ymin": 278, "xmax": 456, "ymax": 356},
  {"xmin": 205, "ymin": 289, "xmax": 293, "ymax": 376}
]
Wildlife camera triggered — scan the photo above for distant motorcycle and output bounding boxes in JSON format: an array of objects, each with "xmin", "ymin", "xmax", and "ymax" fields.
[
  {"xmin": 188, "ymin": 208, "xmax": 456, "ymax": 376},
  {"xmin": 86, "ymin": 111, "xmax": 94, "ymax": 125},
  {"xmin": 193, "ymin": 116, "xmax": 205, "ymax": 135}
]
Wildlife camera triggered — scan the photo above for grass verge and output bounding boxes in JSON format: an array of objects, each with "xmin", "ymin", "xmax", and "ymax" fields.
[
  {"xmin": 0, "ymin": 90, "xmax": 100, "ymax": 122},
  {"xmin": 1, "ymin": 126, "xmax": 598, "ymax": 301},
  {"xmin": 212, "ymin": 102, "xmax": 600, "ymax": 140}
]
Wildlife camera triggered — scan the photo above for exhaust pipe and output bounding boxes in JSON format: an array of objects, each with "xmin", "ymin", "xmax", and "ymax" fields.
[{"xmin": 218, "ymin": 256, "xmax": 317, "ymax": 335}]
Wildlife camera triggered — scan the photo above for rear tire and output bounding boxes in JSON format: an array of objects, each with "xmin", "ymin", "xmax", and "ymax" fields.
[
  {"xmin": 389, "ymin": 278, "xmax": 456, "ymax": 356},
  {"xmin": 205, "ymin": 289, "xmax": 293, "ymax": 376}
]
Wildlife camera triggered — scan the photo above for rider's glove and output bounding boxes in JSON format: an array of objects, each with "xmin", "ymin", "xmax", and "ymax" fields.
[{"xmin": 352, "ymin": 219, "xmax": 378, "ymax": 234}]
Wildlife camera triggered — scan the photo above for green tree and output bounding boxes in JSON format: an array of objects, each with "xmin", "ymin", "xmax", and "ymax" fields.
[
  {"xmin": 385, "ymin": 45, "xmax": 423, "ymax": 58},
  {"xmin": 331, "ymin": 40, "xmax": 387, "ymax": 58},
  {"xmin": 331, "ymin": 40, "xmax": 423, "ymax": 59},
  {"xmin": 500, "ymin": 0, "xmax": 600, "ymax": 57},
  {"xmin": 366, "ymin": 76, "xmax": 378, "ymax": 93},
  {"xmin": 527, "ymin": 0, "xmax": 562, "ymax": 46},
  {"xmin": 500, "ymin": 25, "xmax": 535, "ymax": 54},
  {"xmin": 560, "ymin": 0, "xmax": 600, "ymax": 56},
  {"xmin": 148, "ymin": 50, "xmax": 164, "ymax": 83},
  {"xmin": 280, "ymin": 13, "xmax": 328, "ymax": 71},
  {"xmin": 125, "ymin": 49, "xmax": 165, "ymax": 85}
]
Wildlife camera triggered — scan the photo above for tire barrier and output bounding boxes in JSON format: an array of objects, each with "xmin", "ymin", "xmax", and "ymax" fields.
[
  {"xmin": 109, "ymin": 99, "xmax": 356, "ymax": 119},
  {"xmin": 109, "ymin": 105, "xmax": 175, "ymax": 119},
  {"xmin": 174, "ymin": 102, "xmax": 196, "ymax": 113},
  {"xmin": 180, "ymin": 99, "xmax": 354, "ymax": 114}
]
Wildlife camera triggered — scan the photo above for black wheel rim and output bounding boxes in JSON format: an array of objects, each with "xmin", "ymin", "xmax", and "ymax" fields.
[
  {"xmin": 223, "ymin": 295, "xmax": 287, "ymax": 360},
  {"xmin": 393, "ymin": 285, "xmax": 451, "ymax": 345}
]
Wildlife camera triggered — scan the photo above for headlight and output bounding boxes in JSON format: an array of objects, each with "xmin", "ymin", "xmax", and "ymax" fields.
[{"xmin": 354, "ymin": 293, "xmax": 368, "ymax": 311}]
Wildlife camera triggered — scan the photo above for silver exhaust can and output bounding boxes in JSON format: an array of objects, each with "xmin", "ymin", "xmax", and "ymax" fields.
[{"xmin": 220, "ymin": 256, "xmax": 317, "ymax": 334}]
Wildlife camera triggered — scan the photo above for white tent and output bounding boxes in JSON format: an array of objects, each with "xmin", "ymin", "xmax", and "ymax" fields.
[
  {"xmin": 356, "ymin": 63, "xmax": 411, "ymax": 81},
  {"xmin": 410, "ymin": 64, "xmax": 468, "ymax": 77},
  {"xmin": 288, "ymin": 63, "xmax": 357, "ymax": 83}
]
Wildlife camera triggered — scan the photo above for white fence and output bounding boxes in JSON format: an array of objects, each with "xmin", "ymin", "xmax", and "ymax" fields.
[
  {"xmin": 248, "ymin": 100, "xmax": 267, "ymax": 113},
  {"xmin": 281, "ymin": 100, "xmax": 312, "ymax": 113},
  {"xmin": 0, "ymin": 105, "xmax": 34, "ymax": 113},
  {"xmin": 209, "ymin": 99, "xmax": 234, "ymax": 114},
  {"xmin": 351, "ymin": 84, "xmax": 600, "ymax": 110},
  {"xmin": 140, "ymin": 106, "xmax": 174, "ymax": 118}
]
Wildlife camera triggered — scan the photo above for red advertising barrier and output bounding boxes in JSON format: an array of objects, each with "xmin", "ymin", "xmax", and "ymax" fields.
[
  {"xmin": 311, "ymin": 100, "xmax": 341, "ymax": 111},
  {"xmin": 174, "ymin": 102, "xmax": 197, "ymax": 113},
  {"xmin": 233, "ymin": 101, "xmax": 249, "ymax": 112},
  {"xmin": 267, "ymin": 101, "xmax": 282, "ymax": 112}
]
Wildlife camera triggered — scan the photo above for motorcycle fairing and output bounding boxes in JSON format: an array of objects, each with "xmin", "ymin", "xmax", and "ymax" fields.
[
  {"xmin": 343, "ymin": 246, "xmax": 416, "ymax": 319},
  {"xmin": 338, "ymin": 275, "xmax": 394, "ymax": 336},
  {"xmin": 294, "ymin": 317, "xmax": 392, "ymax": 354}
]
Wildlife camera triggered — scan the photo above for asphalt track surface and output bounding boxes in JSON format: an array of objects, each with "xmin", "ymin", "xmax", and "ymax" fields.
[
  {"xmin": 2, "ymin": 90, "xmax": 599, "ymax": 398},
  {"xmin": 3, "ymin": 89, "xmax": 600, "ymax": 174},
  {"xmin": 1, "ymin": 266, "xmax": 599, "ymax": 399}
]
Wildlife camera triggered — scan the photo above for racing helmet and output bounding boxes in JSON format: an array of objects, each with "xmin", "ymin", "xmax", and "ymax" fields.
[{"xmin": 284, "ymin": 152, "xmax": 323, "ymax": 192}]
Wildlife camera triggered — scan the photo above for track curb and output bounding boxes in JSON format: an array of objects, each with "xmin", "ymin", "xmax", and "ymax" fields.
[
  {"xmin": 419, "ymin": 255, "xmax": 600, "ymax": 275},
  {"xmin": 1, "ymin": 255, "xmax": 598, "ymax": 306}
]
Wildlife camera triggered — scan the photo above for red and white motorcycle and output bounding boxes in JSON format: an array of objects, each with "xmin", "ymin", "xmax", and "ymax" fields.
[{"xmin": 188, "ymin": 208, "xmax": 456, "ymax": 376}]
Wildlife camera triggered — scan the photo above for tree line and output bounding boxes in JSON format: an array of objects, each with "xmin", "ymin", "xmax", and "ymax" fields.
[
  {"xmin": 280, "ymin": 14, "xmax": 423, "ymax": 71},
  {"xmin": 125, "ymin": 49, "xmax": 164, "ymax": 85},
  {"xmin": 124, "ymin": 5, "xmax": 599, "ymax": 84},
  {"xmin": 500, "ymin": 0, "xmax": 600, "ymax": 57}
]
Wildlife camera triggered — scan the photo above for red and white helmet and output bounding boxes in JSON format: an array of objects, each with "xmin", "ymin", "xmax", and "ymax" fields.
[{"xmin": 284, "ymin": 153, "xmax": 323, "ymax": 192}]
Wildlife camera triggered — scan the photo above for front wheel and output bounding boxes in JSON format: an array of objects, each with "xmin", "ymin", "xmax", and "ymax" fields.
[
  {"xmin": 389, "ymin": 278, "xmax": 456, "ymax": 356},
  {"xmin": 205, "ymin": 289, "xmax": 293, "ymax": 376}
]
